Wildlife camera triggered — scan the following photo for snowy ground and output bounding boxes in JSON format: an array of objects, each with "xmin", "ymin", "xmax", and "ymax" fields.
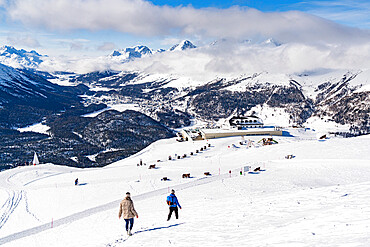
[
  {"xmin": 17, "ymin": 123, "xmax": 50, "ymax": 135},
  {"xmin": 0, "ymin": 129, "xmax": 369, "ymax": 246}
]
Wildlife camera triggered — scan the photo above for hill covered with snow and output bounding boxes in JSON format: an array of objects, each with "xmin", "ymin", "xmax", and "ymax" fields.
[{"xmin": 0, "ymin": 130, "xmax": 369, "ymax": 246}]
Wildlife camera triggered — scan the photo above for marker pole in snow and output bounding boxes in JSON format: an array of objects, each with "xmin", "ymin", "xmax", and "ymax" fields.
[{"xmin": 51, "ymin": 218, "xmax": 53, "ymax": 228}]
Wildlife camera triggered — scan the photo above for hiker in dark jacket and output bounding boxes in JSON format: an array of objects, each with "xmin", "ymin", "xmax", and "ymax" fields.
[{"xmin": 166, "ymin": 189, "xmax": 182, "ymax": 221}]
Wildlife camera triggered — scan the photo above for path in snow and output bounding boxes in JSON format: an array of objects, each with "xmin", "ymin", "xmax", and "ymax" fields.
[{"xmin": 0, "ymin": 168, "xmax": 243, "ymax": 245}]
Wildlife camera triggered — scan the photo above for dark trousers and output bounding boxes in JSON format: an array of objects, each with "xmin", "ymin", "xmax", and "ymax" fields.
[
  {"xmin": 167, "ymin": 207, "xmax": 178, "ymax": 220},
  {"xmin": 124, "ymin": 218, "xmax": 134, "ymax": 231}
]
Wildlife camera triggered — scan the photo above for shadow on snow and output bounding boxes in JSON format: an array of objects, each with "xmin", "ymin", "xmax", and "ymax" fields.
[
  {"xmin": 106, "ymin": 223, "xmax": 185, "ymax": 247},
  {"xmin": 135, "ymin": 223, "xmax": 185, "ymax": 234}
]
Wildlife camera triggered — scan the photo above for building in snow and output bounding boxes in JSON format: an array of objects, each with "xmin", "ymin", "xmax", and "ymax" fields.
[
  {"xmin": 177, "ymin": 115, "xmax": 283, "ymax": 141},
  {"xmin": 229, "ymin": 116, "xmax": 264, "ymax": 129}
]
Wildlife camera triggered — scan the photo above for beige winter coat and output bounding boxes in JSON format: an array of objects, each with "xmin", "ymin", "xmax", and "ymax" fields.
[{"xmin": 118, "ymin": 196, "xmax": 138, "ymax": 219}]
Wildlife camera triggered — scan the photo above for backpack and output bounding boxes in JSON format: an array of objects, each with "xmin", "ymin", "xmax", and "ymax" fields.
[{"xmin": 166, "ymin": 195, "xmax": 174, "ymax": 205}]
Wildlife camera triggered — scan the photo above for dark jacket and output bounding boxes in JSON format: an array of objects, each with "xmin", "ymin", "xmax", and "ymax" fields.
[{"xmin": 167, "ymin": 193, "xmax": 181, "ymax": 208}]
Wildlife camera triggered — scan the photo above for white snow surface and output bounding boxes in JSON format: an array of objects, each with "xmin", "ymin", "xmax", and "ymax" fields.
[
  {"xmin": 0, "ymin": 130, "xmax": 370, "ymax": 246},
  {"xmin": 82, "ymin": 104, "xmax": 141, "ymax": 117},
  {"xmin": 17, "ymin": 123, "xmax": 50, "ymax": 135}
]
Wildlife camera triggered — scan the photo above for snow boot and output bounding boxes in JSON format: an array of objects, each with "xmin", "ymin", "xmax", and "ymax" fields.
[{"xmin": 128, "ymin": 229, "xmax": 132, "ymax": 236}]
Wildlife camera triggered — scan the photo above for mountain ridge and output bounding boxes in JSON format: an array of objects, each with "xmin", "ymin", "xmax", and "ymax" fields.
[
  {"xmin": 0, "ymin": 45, "xmax": 44, "ymax": 69},
  {"xmin": 0, "ymin": 41, "xmax": 369, "ymax": 169}
]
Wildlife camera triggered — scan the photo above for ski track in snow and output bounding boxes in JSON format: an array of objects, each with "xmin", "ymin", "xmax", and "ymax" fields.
[
  {"xmin": 0, "ymin": 190, "xmax": 23, "ymax": 230},
  {"xmin": 0, "ymin": 169, "xmax": 240, "ymax": 245}
]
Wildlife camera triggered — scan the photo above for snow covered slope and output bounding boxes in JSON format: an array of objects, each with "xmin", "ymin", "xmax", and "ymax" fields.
[
  {"xmin": 0, "ymin": 63, "xmax": 83, "ymax": 128},
  {"xmin": 0, "ymin": 46, "xmax": 44, "ymax": 69},
  {"xmin": 0, "ymin": 130, "xmax": 369, "ymax": 246}
]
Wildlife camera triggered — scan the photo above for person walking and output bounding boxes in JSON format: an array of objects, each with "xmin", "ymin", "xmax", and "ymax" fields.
[
  {"xmin": 118, "ymin": 192, "xmax": 138, "ymax": 236},
  {"xmin": 166, "ymin": 189, "xmax": 182, "ymax": 221}
]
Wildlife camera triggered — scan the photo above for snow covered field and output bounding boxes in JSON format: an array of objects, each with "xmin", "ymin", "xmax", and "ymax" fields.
[
  {"xmin": 0, "ymin": 129, "xmax": 369, "ymax": 246},
  {"xmin": 17, "ymin": 123, "xmax": 50, "ymax": 135}
]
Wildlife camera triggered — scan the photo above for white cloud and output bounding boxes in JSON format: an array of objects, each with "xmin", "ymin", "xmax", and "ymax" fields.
[
  {"xmin": 129, "ymin": 42, "xmax": 370, "ymax": 80},
  {"xmin": 6, "ymin": 34, "xmax": 41, "ymax": 47},
  {"xmin": 39, "ymin": 41, "xmax": 370, "ymax": 83},
  {"xmin": 69, "ymin": 41, "xmax": 85, "ymax": 51},
  {"xmin": 4, "ymin": 0, "xmax": 370, "ymax": 45},
  {"xmin": 160, "ymin": 37, "xmax": 183, "ymax": 46},
  {"xmin": 53, "ymin": 38, "xmax": 90, "ymax": 43},
  {"xmin": 39, "ymin": 55, "xmax": 125, "ymax": 74},
  {"xmin": 48, "ymin": 38, "xmax": 90, "ymax": 52},
  {"xmin": 97, "ymin": 42, "xmax": 116, "ymax": 51}
]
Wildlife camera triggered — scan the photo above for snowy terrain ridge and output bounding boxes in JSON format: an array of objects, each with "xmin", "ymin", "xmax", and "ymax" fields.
[
  {"xmin": 76, "ymin": 68, "xmax": 369, "ymax": 134},
  {"xmin": 169, "ymin": 40, "xmax": 197, "ymax": 51},
  {"xmin": 110, "ymin": 45, "xmax": 153, "ymax": 61},
  {"xmin": 108, "ymin": 40, "xmax": 196, "ymax": 63},
  {"xmin": 0, "ymin": 40, "xmax": 369, "ymax": 169},
  {"xmin": 0, "ymin": 46, "xmax": 44, "ymax": 69},
  {"xmin": 0, "ymin": 131, "xmax": 369, "ymax": 246}
]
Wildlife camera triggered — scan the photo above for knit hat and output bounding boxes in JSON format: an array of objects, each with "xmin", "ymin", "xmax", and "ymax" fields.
[
  {"xmin": 126, "ymin": 192, "xmax": 131, "ymax": 196},
  {"xmin": 171, "ymin": 189, "xmax": 175, "ymax": 193}
]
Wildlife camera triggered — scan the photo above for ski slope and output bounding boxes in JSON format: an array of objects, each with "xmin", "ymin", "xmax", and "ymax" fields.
[{"xmin": 0, "ymin": 129, "xmax": 369, "ymax": 246}]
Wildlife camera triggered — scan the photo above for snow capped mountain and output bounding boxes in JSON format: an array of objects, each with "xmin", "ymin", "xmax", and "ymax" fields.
[
  {"xmin": 169, "ymin": 40, "xmax": 197, "ymax": 51},
  {"xmin": 1, "ymin": 39, "xmax": 369, "ymax": 170},
  {"xmin": 0, "ymin": 45, "xmax": 45, "ymax": 69},
  {"xmin": 262, "ymin": 38, "xmax": 281, "ymax": 47},
  {"xmin": 105, "ymin": 40, "xmax": 197, "ymax": 63},
  {"xmin": 109, "ymin": 45, "xmax": 153, "ymax": 61},
  {"xmin": 2, "ymin": 40, "xmax": 367, "ymax": 136},
  {"xmin": 155, "ymin": 48, "xmax": 166, "ymax": 53},
  {"xmin": 110, "ymin": 40, "xmax": 197, "ymax": 60}
]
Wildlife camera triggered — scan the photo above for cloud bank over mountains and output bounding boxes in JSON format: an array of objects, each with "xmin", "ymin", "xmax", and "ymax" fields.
[
  {"xmin": 2, "ymin": 0, "xmax": 370, "ymax": 81},
  {"xmin": 119, "ymin": 42, "xmax": 370, "ymax": 80},
  {"xmin": 3, "ymin": 0, "xmax": 370, "ymax": 45},
  {"xmin": 35, "ymin": 40, "xmax": 370, "ymax": 82}
]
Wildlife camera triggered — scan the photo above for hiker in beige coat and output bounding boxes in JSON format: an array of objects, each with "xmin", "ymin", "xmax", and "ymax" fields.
[{"xmin": 118, "ymin": 192, "xmax": 138, "ymax": 236}]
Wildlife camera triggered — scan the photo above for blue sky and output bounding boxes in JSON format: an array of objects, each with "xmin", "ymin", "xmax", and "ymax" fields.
[
  {"xmin": 148, "ymin": 0, "xmax": 303, "ymax": 11},
  {"xmin": 147, "ymin": 0, "xmax": 370, "ymax": 28},
  {"xmin": 0, "ymin": 0, "xmax": 369, "ymax": 57}
]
